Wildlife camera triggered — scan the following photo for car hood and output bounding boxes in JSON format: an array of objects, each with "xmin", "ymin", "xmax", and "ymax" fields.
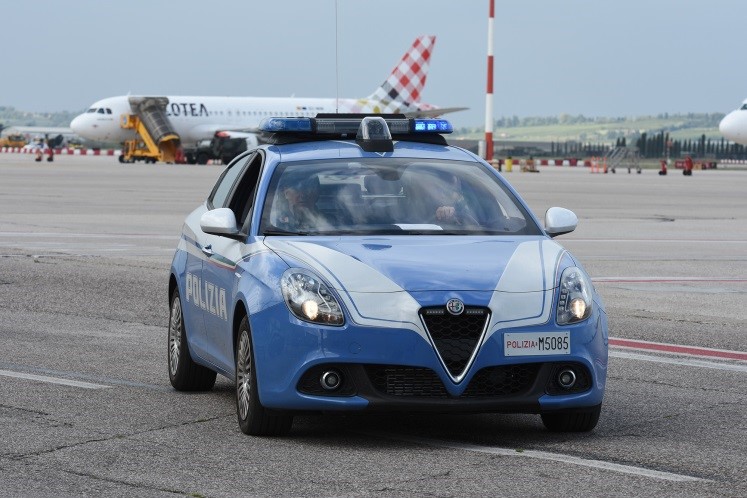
[{"xmin": 263, "ymin": 237, "xmax": 566, "ymax": 293}]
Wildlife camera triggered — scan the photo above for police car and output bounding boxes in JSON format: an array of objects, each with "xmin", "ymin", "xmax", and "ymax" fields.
[{"xmin": 168, "ymin": 115, "xmax": 608, "ymax": 436}]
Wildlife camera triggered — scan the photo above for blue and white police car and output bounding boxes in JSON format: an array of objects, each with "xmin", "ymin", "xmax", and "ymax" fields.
[{"xmin": 168, "ymin": 115, "xmax": 608, "ymax": 436}]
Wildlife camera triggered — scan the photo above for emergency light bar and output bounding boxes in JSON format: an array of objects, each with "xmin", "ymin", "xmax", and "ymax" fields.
[{"xmin": 258, "ymin": 116, "xmax": 453, "ymax": 135}]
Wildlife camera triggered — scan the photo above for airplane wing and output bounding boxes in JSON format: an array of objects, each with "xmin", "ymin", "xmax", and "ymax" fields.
[{"xmin": 403, "ymin": 107, "xmax": 469, "ymax": 118}]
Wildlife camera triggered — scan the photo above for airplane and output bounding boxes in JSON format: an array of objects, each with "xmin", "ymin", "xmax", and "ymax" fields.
[
  {"xmin": 719, "ymin": 98, "xmax": 747, "ymax": 145},
  {"xmin": 70, "ymin": 35, "xmax": 466, "ymax": 163}
]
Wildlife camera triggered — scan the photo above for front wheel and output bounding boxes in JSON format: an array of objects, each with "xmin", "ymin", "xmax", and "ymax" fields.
[
  {"xmin": 168, "ymin": 290, "xmax": 217, "ymax": 391},
  {"xmin": 541, "ymin": 404, "xmax": 601, "ymax": 432},
  {"xmin": 235, "ymin": 317, "xmax": 293, "ymax": 436}
]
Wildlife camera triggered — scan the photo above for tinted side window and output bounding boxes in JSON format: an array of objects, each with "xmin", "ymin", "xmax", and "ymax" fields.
[
  {"xmin": 227, "ymin": 153, "xmax": 263, "ymax": 229},
  {"xmin": 209, "ymin": 156, "xmax": 250, "ymax": 208}
]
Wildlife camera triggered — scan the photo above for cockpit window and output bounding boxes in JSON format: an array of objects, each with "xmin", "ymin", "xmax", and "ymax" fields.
[
  {"xmin": 87, "ymin": 108, "xmax": 97, "ymax": 113},
  {"xmin": 97, "ymin": 108, "xmax": 105, "ymax": 114},
  {"xmin": 106, "ymin": 108, "xmax": 112, "ymax": 114},
  {"xmin": 740, "ymin": 104, "xmax": 747, "ymax": 110}
]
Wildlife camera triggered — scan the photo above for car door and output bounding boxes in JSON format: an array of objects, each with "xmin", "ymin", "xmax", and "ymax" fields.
[
  {"xmin": 190, "ymin": 153, "xmax": 253, "ymax": 366},
  {"xmin": 178, "ymin": 204, "xmax": 211, "ymax": 361},
  {"xmin": 201, "ymin": 152, "xmax": 264, "ymax": 370}
]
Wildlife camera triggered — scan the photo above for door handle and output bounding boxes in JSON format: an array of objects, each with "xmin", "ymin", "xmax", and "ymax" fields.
[{"xmin": 201, "ymin": 244, "xmax": 214, "ymax": 256}]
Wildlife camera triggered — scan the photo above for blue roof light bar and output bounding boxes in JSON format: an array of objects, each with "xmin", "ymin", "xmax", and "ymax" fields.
[
  {"xmin": 259, "ymin": 117, "xmax": 313, "ymax": 133},
  {"xmin": 412, "ymin": 119, "xmax": 453, "ymax": 134},
  {"xmin": 259, "ymin": 116, "xmax": 453, "ymax": 137}
]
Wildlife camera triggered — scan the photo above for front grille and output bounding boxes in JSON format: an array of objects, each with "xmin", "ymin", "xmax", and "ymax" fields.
[
  {"xmin": 365, "ymin": 364, "xmax": 541, "ymax": 399},
  {"xmin": 420, "ymin": 306, "xmax": 489, "ymax": 379},
  {"xmin": 366, "ymin": 365, "xmax": 448, "ymax": 398},
  {"xmin": 462, "ymin": 364, "xmax": 541, "ymax": 397}
]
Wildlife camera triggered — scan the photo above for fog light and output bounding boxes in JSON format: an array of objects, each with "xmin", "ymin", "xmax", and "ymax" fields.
[
  {"xmin": 320, "ymin": 370, "xmax": 342, "ymax": 391},
  {"xmin": 558, "ymin": 368, "xmax": 577, "ymax": 389}
]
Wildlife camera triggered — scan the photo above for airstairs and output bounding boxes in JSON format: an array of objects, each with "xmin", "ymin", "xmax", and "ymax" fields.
[
  {"xmin": 605, "ymin": 146, "xmax": 641, "ymax": 174},
  {"xmin": 119, "ymin": 97, "xmax": 181, "ymax": 163}
]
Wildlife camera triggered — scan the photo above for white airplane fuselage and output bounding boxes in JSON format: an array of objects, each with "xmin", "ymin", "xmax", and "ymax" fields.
[
  {"xmin": 70, "ymin": 95, "xmax": 360, "ymax": 147},
  {"xmin": 719, "ymin": 98, "xmax": 747, "ymax": 145}
]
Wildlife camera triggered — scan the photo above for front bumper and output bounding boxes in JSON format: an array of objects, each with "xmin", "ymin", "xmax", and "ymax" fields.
[{"xmin": 250, "ymin": 303, "xmax": 608, "ymax": 413}]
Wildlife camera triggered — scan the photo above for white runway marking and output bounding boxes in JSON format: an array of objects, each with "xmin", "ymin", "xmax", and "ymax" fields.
[
  {"xmin": 0, "ymin": 232, "xmax": 175, "ymax": 240},
  {"xmin": 372, "ymin": 433, "xmax": 705, "ymax": 482},
  {"xmin": 568, "ymin": 238, "xmax": 747, "ymax": 244},
  {"xmin": 0, "ymin": 369, "xmax": 111, "ymax": 389},
  {"xmin": 610, "ymin": 351, "xmax": 747, "ymax": 373}
]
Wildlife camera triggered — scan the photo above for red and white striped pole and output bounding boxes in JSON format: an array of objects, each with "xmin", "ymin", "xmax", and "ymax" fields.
[{"xmin": 484, "ymin": 0, "xmax": 495, "ymax": 163}]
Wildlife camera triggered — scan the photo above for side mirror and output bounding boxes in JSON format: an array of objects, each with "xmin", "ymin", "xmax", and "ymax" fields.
[
  {"xmin": 200, "ymin": 208, "xmax": 239, "ymax": 236},
  {"xmin": 544, "ymin": 207, "xmax": 578, "ymax": 237}
]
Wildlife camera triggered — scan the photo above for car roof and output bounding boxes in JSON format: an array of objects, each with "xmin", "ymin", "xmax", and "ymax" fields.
[{"xmin": 265, "ymin": 139, "xmax": 479, "ymax": 163}]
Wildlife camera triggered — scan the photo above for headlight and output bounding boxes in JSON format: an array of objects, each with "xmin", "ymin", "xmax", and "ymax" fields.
[
  {"xmin": 556, "ymin": 266, "xmax": 593, "ymax": 325},
  {"xmin": 281, "ymin": 269, "xmax": 344, "ymax": 326}
]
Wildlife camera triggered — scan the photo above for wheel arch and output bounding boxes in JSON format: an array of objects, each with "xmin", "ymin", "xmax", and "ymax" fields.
[
  {"xmin": 169, "ymin": 273, "xmax": 179, "ymax": 304},
  {"xmin": 233, "ymin": 299, "xmax": 248, "ymax": 359}
]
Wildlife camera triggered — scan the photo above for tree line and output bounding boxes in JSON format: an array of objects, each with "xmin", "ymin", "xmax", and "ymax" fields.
[{"xmin": 624, "ymin": 132, "xmax": 747, "ymax": 159}]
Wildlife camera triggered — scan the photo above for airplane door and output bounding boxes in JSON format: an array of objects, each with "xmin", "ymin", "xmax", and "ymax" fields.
[{"xmin": 201, "ymin": 152, "xmax": 263, "ymax": 370}]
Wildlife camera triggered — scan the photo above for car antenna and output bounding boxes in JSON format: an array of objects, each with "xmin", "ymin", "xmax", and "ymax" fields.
[{"xmin": 335, "ymin": 0, "xmax": 339, "ymax": 114}]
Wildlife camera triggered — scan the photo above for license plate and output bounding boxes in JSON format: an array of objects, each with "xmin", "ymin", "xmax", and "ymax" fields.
[{"xmin": 504, "ymin": 332, "xmax": 570, "ymax": 356}]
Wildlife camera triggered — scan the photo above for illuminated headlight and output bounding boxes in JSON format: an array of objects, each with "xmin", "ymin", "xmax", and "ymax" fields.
[
  {"xmin": 281, "ymin": 269, "xmax": 344, "ymax": 326},
  {"xmin": 556, "ymin": 266, "xmax": 593, "ymax": 325}
]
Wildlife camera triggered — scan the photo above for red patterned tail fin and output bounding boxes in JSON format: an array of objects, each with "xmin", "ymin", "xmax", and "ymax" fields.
[{"xmin": 366, "ymin": 35, "xmax": 436, "ymax": 111}]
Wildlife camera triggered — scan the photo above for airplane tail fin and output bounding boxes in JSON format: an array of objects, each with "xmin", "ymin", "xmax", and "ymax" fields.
[{"xmin": 366, "ymin": 35, "xmax": 436, "ymax": 112}]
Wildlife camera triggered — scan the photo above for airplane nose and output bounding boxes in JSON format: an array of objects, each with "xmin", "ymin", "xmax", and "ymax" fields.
[
  {"xmin": 719, "ymin": 111, "xmax": 741, "ymax": 140},
  {"xmin": 70, "ymin": 114, "xmax": 85, "ymax": 134}
]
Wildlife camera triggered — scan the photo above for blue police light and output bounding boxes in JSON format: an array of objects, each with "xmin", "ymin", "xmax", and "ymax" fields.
[
  {"xmin": 412, "ymin": 119, "xmax": 453, "ymax": 134},
  {"xmin": 259, "ymin": 117, "xmax": 313, "ymax": 132}
]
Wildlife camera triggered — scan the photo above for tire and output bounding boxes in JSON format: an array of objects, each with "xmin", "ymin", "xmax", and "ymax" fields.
[
  {"xmin": 168, "ymin": 290, "xmax": 217, "ymax": 391},
  {"xmin": 235, "ymin": 316, "xmax": 293, "ymax": 436},
  {"xmin": 196, "ymin": 152, "xmax": 209, "ymax": 165},
  {"xmin": 541, "ymin": 404, "xmax": 601, "ymax": 432}
]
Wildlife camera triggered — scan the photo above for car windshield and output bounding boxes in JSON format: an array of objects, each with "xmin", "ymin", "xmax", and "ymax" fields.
[{"xmin": 259, "ymin": 158, "xmax": 542, "ymax": 236}]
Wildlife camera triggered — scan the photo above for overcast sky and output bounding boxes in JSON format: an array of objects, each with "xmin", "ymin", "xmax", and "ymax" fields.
[{"xmin": 2, "ymin": 0, "xmax": 745, "ymax": 128}]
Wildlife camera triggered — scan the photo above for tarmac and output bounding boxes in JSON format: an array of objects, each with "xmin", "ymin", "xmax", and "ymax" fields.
[{"xmin": 0, "ymin": 153, "xmax": 745, "ymax": 497}]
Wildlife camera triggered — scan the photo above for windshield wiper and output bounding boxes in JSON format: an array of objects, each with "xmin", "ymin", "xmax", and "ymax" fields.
[{"xmin": 262, "ymin": 229, "xmax": 310, "ymax": 236}]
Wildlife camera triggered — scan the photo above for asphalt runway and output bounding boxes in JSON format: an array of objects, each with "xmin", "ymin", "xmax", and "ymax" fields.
[{"xmin": 0, "ymin": 153, "xmax": 745, "ymax": 497}]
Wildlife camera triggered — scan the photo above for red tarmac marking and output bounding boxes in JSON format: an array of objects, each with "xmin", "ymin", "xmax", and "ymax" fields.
[{"xmin": 609, "ymin": 337, "xmax": 747, "ymax": 361}]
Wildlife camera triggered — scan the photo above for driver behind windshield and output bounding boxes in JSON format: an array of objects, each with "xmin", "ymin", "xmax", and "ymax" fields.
[{"xmin": 273, "ymin": 174, "xmax": 330, "ymax": 232}]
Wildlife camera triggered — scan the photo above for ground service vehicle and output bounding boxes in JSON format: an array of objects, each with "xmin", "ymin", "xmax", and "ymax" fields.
[
  {"xmin": 194, "ymin": 133, "xmax": 258, "ymax": 165},
  {"xmin": 167, "ymin": 115, "xmax": 608, "ymax": 436},
  {"xmin": 0, "ymin": 134, "xmax": 27, "ymax": 148}
]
